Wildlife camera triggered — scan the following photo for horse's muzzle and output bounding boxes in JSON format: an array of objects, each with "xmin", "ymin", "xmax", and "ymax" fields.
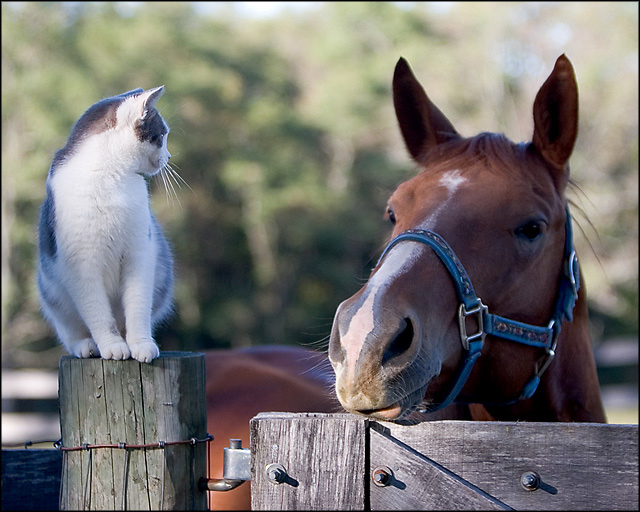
[{"xmin": 329, "ymin": 300, "xmax": 433, "ymax": 419}]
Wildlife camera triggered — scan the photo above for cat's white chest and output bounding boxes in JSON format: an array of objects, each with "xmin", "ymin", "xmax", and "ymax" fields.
[{"xmin": 50, "ymin": 158, "xmax": 152, "ymax": 258}]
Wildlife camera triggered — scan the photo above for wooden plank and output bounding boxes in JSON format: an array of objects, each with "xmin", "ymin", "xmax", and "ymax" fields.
[
  {"xmin": 57, "ymin": 354, "xmax": 82, "ymax": 510},
  {"xmin": 80, "ymin": 355, "xmax": 115, "ymax": 509},
  {"xmin": 102, "ymin": 353, "xmax": 150, "ymax": 510},
  {"xmin": 141, "ymin": 352, "xmax": 209, "ymax": 510},
  {"xmin": 1, "ymin": 449, "xmax": 62, "ymax": 510},
  {"xmin": 369, "ymin": 428, "xmax": 512, "ymax": 510},
  {"xmin": 58, "ymin": 352, "xmax": 208, "ymax": 510},
  {"xmin": 250, "ymin": 412, "xmax": 367, "ymax": 510},
  {"xmin": 378, "ymin": 420, "xmax": 639, "ymax": 510}
]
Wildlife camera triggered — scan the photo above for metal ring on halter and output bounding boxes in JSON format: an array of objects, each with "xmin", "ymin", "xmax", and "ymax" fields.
[
  {"xmin": 534, "ymin": 320, "xmax": 559, "ymax": 379},
  {"xmin": 568, "ymin": 251, "xmax": 579, "ymax": 296},
  {"xmin": 458, "ymin": 300, "xmax": 488, "ymax": 351}
]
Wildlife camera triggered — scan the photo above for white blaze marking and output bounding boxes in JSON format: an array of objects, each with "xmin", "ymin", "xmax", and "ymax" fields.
[
  {"xmin": 421, "ymin": 170, "xmax": 467, "ymax": 230},
  {"xmin": 440, "ymin": 169, "xmax": 466, "ymax": 193},
  {"xmin": 341, "ymin": 243, "xmax": 422, "ymax": 383}
]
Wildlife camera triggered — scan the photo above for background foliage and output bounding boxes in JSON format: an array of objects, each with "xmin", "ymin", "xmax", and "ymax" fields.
[{"xmin": 2, "ymin": 1, "xmax": 637, "ymax": 369}]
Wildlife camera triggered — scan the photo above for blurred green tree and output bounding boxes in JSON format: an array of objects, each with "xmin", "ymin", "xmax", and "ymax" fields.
[{"xmin": 2, "ymin": 1, "xmax": 636, "ymax": 369}]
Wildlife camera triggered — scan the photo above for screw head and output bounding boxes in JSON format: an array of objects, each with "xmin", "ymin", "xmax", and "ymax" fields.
[
  {"xmin": 372, "ymin": 466, "xmax": 393, "ymax": 487},
  {"xmin": 520, "ymin": 471, "xmax": 541, "ymax": 491},
  {"xmin": 266, "ymin": 463, "xmax": 287, "ymax": 484}
]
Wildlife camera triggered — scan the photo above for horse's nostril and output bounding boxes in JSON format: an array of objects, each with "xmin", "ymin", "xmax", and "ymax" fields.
[{"xmin": 382, "ymin": 318, "xmax": 415, "ymax": 365}]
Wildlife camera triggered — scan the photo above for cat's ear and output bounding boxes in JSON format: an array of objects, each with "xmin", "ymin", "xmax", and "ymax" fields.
[
  {"xmin": 141, "ymin": 86, "xmax": 165, "ymax": 112},
  {"xmin": 117, "ymin": 88, "xmax": 144, "ymax": 98},
  {"xmin": 130, "ymin": 86, "xmax": 165, "ymax": 118},
  {"xmin": 118, "ymin": 86, "xmax": 165, "ymax": 125}
]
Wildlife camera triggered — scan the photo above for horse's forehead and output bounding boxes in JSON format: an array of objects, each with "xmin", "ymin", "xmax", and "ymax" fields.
[
  {"xmin": 393, "ymin": 167, "xmax": 486, "ymax": 211},
  {"xmin": 395, "ymin": 159, "xmax": 555, "ymax": 210},
  {"xmin": 395, "ymin": 168, "xmax": 466, "ymax": 199}
]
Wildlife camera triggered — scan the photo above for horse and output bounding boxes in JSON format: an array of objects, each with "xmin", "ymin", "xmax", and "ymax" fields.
[
  {"xmin": 203, "ymin": 54, "xmax": 607, "ymax": 510},
  {"xmin": 328, "ymin": 54, "xmax": 607, "ymax": 424}
]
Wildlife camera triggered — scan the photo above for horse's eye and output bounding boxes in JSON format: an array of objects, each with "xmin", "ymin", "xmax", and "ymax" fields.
[
  {"xmin": 516, "ymin": 221, "xmax": 543, "ymax": 241},
  {"xmin": 386, "ymin": 208, "xmax": 396, "ymax": 225}
]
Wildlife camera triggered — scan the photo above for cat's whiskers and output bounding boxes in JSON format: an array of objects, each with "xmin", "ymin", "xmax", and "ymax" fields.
[
  {"xmin": 164, "ymin": 159, "xmax": 192, "ymax": 193},
  {"xmin": 159, "ymin": 164, "xmax": 181, "ymax": 207},
  {"xmin": 157, "ymin": 165, "xmax": 177, "ymax": 205},
  {"xmin": 155, "ymin": 159, "xmax": 192, "ymax": 209}
]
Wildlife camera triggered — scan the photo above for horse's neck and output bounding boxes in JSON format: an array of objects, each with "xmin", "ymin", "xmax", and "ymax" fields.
[{"xmin": 476, "ymin": 283, "xmax": 607, "ymax": 423}]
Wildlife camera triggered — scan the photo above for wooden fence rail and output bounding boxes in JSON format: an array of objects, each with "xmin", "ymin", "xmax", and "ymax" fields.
[
  {"xmin": 1, "ymin": 449, "xmax": 62, "ymax": 511},
  {"xmin": 250, "ymin": 412, "xmax": 639, "ymax": 511}
]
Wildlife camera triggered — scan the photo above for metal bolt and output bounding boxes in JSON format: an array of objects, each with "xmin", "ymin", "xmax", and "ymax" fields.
[
  {"xmin": 373, "ymin": 471, "xmax": 388, "ymax": 485},
  {"xmin": 520, "ymin": 471, "xmax": 541, "ymax": 491},
  {"xmin": 266, "ymin": 463, "xmax": 287, "ymax": 484},
  {"xmin": 229, "ymin": 439, "xmax": 242, "ymax": 450},
  {"xmin": 268, "ymin": 467, "xmax": 284, "ymax": 482},
  {"xmin": 372, "ymin": 466, "xmax": 393, "ymax": 487}
]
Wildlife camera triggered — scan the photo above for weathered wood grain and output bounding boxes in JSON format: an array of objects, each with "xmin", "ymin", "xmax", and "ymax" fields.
[
  {"xmin": 250, "ymin": 414, "xmax": 638, "ymax": 510},
  {"xmin": 250, "ymin": 412, "xmax": 367, "ymax": 510},
  {"xmin": 377, "ymin": 420, "xmax": 639, "ymax": 510},
  {"xmin": 58, "ymin": 352, "xmax": 208, "ymax": 511},
  {"xmin": 369, "ymin": 428, "xmax": 512, "ymax": 510},
  {"xmin": 1, "ymin": 449, "xmax": 62, "ymax": 510}
]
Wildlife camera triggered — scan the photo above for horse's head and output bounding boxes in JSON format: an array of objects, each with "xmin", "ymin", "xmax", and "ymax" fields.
[{"xmin": 329, "ymin": 55, "xmax": 582, "ymax": 421}]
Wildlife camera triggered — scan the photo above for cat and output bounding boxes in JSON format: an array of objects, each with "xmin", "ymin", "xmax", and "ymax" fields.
[{"xmin": 37, "ymin": 86, "xmax": 174, "ymax": 363}]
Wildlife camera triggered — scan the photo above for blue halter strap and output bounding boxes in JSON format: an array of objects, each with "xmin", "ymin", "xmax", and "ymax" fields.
[{"xmin": 375, "ymin": 207, "xmax": 580, "ymax": 412}]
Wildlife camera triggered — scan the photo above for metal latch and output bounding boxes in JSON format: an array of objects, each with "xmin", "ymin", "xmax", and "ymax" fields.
[{"xmin": 199, "ymin": 439, "xmax": 251, "ymax": 492}]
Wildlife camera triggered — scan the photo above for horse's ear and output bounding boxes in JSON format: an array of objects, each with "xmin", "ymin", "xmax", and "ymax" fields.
[
  {"xmin": 532, "ymin": 54, "xmax": 578, "ymax": 171},
  {"xmin": 393, "ymin": 57, "xmax": 460, "ymax": 162}
]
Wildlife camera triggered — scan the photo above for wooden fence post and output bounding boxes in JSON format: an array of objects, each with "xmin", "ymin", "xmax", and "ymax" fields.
[
  {"xmin": 250, "ymin": 412, "xmax": 368, "ymax": 510},
  {"xmin": 58, "ymin": 351, "xmax": 208, "ymax": 511}
]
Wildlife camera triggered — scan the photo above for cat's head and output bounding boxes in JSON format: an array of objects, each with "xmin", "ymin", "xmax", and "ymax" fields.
[{"xmin": 53, "ymin": 86, "xmax": 171, "ymax": 177}]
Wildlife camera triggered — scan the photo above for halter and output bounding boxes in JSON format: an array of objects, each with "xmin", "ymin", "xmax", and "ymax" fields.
[{"xmin": 375, "ymin": 207, "xmax": 580, "ymax": 412}]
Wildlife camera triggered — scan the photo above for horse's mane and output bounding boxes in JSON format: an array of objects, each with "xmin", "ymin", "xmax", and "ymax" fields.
[{"xmin": 421, "ymin": 132, "xmax": 529, "ymax": 175}]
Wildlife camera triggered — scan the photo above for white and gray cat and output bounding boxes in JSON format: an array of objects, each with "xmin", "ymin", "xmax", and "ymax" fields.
[{"xmin": 37, "ymin": 86, "xmax": 174, "ymax": 363}]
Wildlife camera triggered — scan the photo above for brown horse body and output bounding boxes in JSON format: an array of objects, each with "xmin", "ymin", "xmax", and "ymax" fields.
[{"xmin": 204, "ymin": 54, "xmax": 605, "ymax": 510}]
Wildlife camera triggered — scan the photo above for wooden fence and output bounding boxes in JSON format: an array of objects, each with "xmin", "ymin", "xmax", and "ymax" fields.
[
  {"xmin": 250, "ymin": 412, "xmax": 639, "ymax": 510},
  {"xmin": 2, "ymin": 352, "xmax": 638, "ymax": 510}
]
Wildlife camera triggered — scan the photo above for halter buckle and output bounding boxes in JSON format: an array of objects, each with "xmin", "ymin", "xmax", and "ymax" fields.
[
  {"xmin": 458, "ymin": 300, "xmax": 488, "ymax": 351},
  {"xmin": 568, "ymin": 251, "xmax": 579, "ymax": 297},
  {"xmin": 534, "ymin": 348, "xmax": 556, "ymax": 378},
  {"xmin": 534, "ymin": 320, "xmax": 560, "ymax": 378}
]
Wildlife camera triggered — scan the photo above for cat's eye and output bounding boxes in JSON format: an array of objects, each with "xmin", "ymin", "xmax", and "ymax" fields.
[{"xmin": 386, "ymin": 207, "xmax": 396, "ymax": 225}]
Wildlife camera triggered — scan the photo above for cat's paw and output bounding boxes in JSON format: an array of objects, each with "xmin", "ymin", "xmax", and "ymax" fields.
[
  {"xmin": 99, "ymin": 339, "xmax": 131, "ymax": 360},
  {"xmin": 72, "ymin": 338, "xmax": 100, "ymax": 358},
  {"xmin": 128, "ymin": 339, "xmax": 160, "ymax": 363}
]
